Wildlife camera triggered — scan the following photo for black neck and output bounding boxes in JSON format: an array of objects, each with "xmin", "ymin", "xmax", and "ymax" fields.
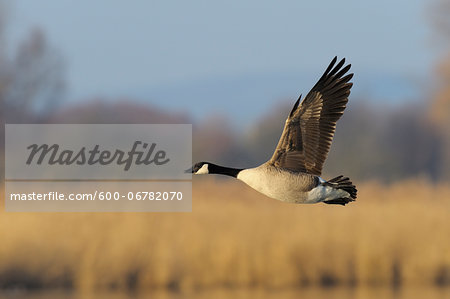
[{"xmin": 209, "ymin": 163, "xmax": 243, "ymax": 178}]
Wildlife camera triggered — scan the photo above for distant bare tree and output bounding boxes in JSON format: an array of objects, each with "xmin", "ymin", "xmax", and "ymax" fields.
[
  {"xmin": 0, "ymin": 0, "xmax": 64, "ymax": 123},
  {"xmin": 0, "ymin": 28, "xmax": 65, "ymax": 123}
]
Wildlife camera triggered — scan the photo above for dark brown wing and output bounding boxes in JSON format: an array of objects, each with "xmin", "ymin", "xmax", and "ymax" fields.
[{"xmin": 268, "ymin": 57, "xmax": 353, "ymax": 175}]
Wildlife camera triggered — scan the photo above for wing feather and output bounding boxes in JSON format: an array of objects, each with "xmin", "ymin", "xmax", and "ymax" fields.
[{"xmin": 268, "ymin": 57, "xmax": 353, "ymax": 175}]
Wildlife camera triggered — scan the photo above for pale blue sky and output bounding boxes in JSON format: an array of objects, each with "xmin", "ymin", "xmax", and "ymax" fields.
[{"xmin": 5, "ymin": 0, "xmax": 435, "ymax": 124}]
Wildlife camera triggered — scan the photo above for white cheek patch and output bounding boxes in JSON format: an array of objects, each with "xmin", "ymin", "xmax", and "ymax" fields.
[{"xmin": 195, "ymin": 164, "xmax": 209, "ymax": 174}]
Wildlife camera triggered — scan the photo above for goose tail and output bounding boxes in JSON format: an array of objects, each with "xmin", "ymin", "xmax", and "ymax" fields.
[{"xmin": 322, "ymin": 175, "xmax": 357, "ymax": 206}]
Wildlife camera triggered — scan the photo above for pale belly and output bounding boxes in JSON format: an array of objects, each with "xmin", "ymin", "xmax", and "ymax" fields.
[{"xmin": 236, "ymin": 166, "xmax": 314, "ymax": 203}]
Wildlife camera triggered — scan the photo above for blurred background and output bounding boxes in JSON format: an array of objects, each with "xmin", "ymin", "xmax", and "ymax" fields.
[{"xmin": 1, "ymin": 0, "xmax": 450, "ymax": 298}]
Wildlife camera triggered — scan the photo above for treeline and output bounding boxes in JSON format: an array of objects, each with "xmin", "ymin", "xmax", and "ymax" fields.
[{"xmin": 2, "ymin": 94, "xmax": 446, "ymax": 183}]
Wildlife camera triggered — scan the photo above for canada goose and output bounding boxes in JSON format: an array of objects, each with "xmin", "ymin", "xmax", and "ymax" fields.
[{"xmin": 189, "ymin": 57, "xmax": 357, "ymax": 205}]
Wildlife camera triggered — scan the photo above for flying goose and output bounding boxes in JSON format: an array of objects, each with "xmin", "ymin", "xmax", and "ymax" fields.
[{"xmin": 189, "ymin": 57, "xmax": 357, "ymax": 205}]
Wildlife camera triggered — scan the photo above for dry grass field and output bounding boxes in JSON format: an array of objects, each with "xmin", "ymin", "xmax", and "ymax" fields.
[{"xmin": 0, "ymin": 178, "xmax": 449, "ymax": 293}]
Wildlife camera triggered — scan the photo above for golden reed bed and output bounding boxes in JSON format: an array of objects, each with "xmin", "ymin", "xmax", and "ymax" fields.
[{"xmin": 0, "ymin": 178, "xmax": 449, "ymax": 292}]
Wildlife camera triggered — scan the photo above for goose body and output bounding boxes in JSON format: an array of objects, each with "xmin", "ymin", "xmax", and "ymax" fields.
[
  {"xmin": 237, "ymin": 165, "xmax": 318, "ymax": 204},
  {"xmin": 189, "ymin": 57, "xmax": 357, "ymax": 205}
]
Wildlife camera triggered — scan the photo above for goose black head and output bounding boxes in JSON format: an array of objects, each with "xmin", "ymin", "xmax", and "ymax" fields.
[{"xmin": 186, "ymin": 162, "xmax": 210, "ymax": 174}]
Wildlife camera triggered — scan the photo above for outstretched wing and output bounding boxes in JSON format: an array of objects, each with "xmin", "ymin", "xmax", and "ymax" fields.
[{"xmin": 268, "ymin": 57, "xmax": 353, "ymax": 175}]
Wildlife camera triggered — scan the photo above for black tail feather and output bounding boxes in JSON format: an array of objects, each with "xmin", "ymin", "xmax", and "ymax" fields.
[{"xmin": 322, "ymin": 175, "xmax": 357, "ymax": 205}]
